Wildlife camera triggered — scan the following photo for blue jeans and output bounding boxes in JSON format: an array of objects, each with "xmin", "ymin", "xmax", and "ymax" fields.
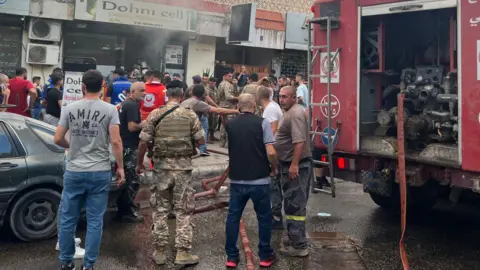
[
  {"xmin": 225, "ymin": 184, "xmax": 273, "ymax": 261},
  {"xmin": 59, "ymin": 170, "xmax": 111, "ymax": 268},
  {"xmin": 200, "ymin": 115, "xmax": 209, "ymax": 153}
]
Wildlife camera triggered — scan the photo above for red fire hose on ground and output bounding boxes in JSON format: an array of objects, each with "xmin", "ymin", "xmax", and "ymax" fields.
[
  {"xmin": 192, "ymin": 133, "xmax": 255, "ymax": 268},
  {"xmin": 397, "ymin": 93, "xmax": 410, "ymax": 270}
]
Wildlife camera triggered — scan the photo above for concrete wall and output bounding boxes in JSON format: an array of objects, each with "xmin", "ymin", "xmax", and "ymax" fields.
[{"xmin": 186, "ymin": 37, "xmax": 217, "ymax": 80}]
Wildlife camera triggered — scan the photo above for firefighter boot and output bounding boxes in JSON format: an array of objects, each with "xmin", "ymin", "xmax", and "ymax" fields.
[
  {"xmin": 152, "ymin": 246, "xmax": 166, "ymax": 265},
  {"xmin": 174, "ymin": 249, "xmax": 200, "ymax": 265}
]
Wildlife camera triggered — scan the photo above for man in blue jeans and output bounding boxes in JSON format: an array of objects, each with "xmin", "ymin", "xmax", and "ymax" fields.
[
  {"xmin": 54, "ymin": 70, "xmax": 125, "ymax": 270},
  {"xmin": 225, "ymin": 93, "xmax": 278, "ymax": 268}
]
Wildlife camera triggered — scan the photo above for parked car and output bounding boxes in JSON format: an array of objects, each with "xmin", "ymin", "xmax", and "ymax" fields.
[{"xmin": 0, "ymin": 112, "xmax": 121, "ymax": 242}]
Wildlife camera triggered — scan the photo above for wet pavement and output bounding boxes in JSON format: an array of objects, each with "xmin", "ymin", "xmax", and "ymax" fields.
[{"xmin": 1, "ymin": 180, "xmax": 480, "ymax": 269}]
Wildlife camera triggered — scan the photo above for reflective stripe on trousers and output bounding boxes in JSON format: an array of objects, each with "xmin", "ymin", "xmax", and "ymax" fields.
[{"xmin": 279, "ymin": 159, "xmax": 313, "ymax": 249}]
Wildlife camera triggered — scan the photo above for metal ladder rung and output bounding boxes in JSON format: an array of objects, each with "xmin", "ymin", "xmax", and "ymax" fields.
[
  {"xmin": 311, "ymin": 45, "xmax": 327, "ymax": 50},
  {"xmin": 313, "ymin": 160, "xmax": 329, "ymax": 166},
  {"xmin": 313, "ymin": 188, "xmax": 333, "ymax": 195}
]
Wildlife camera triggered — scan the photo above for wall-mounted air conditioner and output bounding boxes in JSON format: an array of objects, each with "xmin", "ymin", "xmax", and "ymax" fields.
[
  {"xmin": 26, "ymin": 43, "xmax": 60, "ymax": 65},
  {"xmin": 29, "ymin": 18, "xmax": 62, "ymax": 42}
]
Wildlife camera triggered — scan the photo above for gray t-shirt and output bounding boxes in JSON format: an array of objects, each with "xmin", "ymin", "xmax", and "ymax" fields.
[
  {"xmin": 59, "ymin": 99, "xmax": 120, "ymax": 172},
  {"xmin": 181, "ymin": 97, "xmax": 211, "ymax": 117}
]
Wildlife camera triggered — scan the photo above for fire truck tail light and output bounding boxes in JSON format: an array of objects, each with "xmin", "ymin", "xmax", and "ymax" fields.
[
  {"xmin": 321, "ymin": 155, "xmax": 327, "ymax": 162},
  {"xmin": 337, "ymin": 158, "xmax": 345, "ymax": 169}
]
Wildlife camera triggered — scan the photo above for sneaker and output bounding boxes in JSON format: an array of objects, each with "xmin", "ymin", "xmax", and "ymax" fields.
[
  {"xmin": 259, "ymin": 254, "xmax": 277, "ymax": 268},
  {"xmin": 60, "ymin": 262, "xmax": 75, "ymax": 270},
  {"xmin": 225, "ymin": 258, "xmax": 239, "ymax": 268},
  {"xmin": 56, "ymin": 238, "xmax": 82, "ymax": 251},
  {"xmin": 200, "ymin": 151, "xmax": 211, "ymax": 157},
  {"xmin": 81, "ymin": 265, "xmax": 93, "ymax": 270},
  {"xmin": 272, "ymin": 217, "xmax": 283, "ymax": 230}
]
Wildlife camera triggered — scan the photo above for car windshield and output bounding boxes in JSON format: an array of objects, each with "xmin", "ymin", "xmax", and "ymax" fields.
[{"xmin": 26, "ymin": 121, "xmax": 65, "ymax": 152}]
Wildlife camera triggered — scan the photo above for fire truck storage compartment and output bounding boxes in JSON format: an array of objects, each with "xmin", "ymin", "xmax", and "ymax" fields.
[{"xmin": 359, "ymin": 7, "xmax": 458, "ymax": 165}]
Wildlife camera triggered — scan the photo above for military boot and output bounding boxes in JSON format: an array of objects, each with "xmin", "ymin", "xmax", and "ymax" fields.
[
  {"xmin": 152, "ymin": 246, "xmax": 166, "ymax": 265},
  {"xmin": 174, "ymin": 249, "xmax": 200, "ymax": 265}
]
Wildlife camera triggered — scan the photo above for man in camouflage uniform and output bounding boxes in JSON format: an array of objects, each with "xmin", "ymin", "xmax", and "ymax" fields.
[
  {"xmin": 242, "ymin": 73, "xmax": 262, "ymax": 116},
  {"xmin": 218, "ymin": 71, "xmax": 238, "ymax": 148},
  {"xmin": 136, "ymin": 87, "xmax": 205, "ymax": 266},
  {"xmin": 206, "ymin": 77, "xmax": 220, "ymax": 142}
]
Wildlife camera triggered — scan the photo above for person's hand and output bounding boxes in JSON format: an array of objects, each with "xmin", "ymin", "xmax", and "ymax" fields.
[
  {"xmin": 270, "ymin": 168, "xmax": 278, "ymax": 177},
  {"xmin": 116, "ymin": 168, "xmax": 126, "ymax": 187},
  {"xmin": 288, "ymin": 164, "xmax": 299, "ymax": 180},
  {"xmin": 136, "ymin": 163, "xmax": 146, "ymax": 176}
]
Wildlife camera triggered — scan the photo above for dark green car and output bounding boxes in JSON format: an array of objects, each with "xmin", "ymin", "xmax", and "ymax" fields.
[{"xmin": 0, "ymin": 112, "xmax": 121, "ymax": 242}]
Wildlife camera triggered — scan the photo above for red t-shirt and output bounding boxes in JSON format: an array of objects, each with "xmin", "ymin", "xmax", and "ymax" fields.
[
  {"xmin": 8, "ymin": 77, "xmax": 34, "ymax": 116},
  {"xmin": 140, "ymin": 81, "xmax": 166, "ymax": 121}
]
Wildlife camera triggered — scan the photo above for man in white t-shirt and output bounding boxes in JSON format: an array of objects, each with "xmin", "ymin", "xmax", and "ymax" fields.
[
  {"xmin": 295, "ymin": 73, "xmax": 309, "ymax": 112},
  {"xmin": 258, "ymin": 86, "xmax": 284, "ymax": 230}
]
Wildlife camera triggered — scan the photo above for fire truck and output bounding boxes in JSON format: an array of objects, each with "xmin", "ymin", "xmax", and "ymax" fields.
[{"xmin": 308, "ymin": 0, "xmax": 480, "ymax": 211}]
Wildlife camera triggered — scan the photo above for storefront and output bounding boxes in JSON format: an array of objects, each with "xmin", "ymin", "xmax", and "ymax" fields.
[
  {"xmin": 67, "ymin": 0, "xmax": 198, "ymax": 78},
  {"xmin": 0, "ymin": 0, "xmax": 30, "ymax": 77}
]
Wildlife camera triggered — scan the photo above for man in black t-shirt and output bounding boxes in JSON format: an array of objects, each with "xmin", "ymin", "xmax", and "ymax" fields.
[{"xmin": 117, "ymin": 81, "xmax": 146, "ymax": 222}]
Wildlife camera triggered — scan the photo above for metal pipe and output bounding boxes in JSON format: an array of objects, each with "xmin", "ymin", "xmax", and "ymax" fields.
[
  {"xmin": 326, "ymin": 17, "xmax": 336, "ymax": 198},
  {"xmin": 206, "ymin": 148, "xmax": 229, "ymax": 156},
  {"xmin": 193, "ymin": 201, "xmax": 229, "ymax": 214},
  {"xmin": 213, "ymin": 167, "xmax": 230, "ymax": 190},
  {"xmin": 194, "ymin": 189, "xmax": 217, "ymax": 199},
  {"xmin": 202, "ymin": 176, "xmax": 222, "ymax": 191},
  {"xmin": 239, "ymin": 220, "xmax": 255, "ymax": 270}
]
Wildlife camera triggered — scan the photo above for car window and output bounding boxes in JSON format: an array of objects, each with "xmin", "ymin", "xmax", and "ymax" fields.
[
  {"xmin": 28, "ymin": 123, "xmax": 65, "ymax": 152},
  {"xmin": 0, "ymin": 124, "xmax": 14, "ymax": 158}
]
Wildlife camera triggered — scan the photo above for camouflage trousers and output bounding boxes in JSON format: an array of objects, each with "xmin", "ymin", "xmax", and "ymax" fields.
[
  {"xmin": 150, "ymin": 169, "xmax": 195, "ymax": 249},
  {"xmin": 220, "ymin": 114, "xmax": 235, "ymax": 147},
  {"xmin": 117, "ymin": 147, "xmax": 140, "ymax": 215}
]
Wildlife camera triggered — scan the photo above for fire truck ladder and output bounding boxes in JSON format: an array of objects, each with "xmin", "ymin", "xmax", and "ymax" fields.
[{"xmin": 308, "ymin": 16, "xmax": 340, "ymax": 198}]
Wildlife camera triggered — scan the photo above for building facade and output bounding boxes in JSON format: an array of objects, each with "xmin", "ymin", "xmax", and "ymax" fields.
[{"xmin": 0, "ymin": 0, "xmax": 313, "ymax": 81}]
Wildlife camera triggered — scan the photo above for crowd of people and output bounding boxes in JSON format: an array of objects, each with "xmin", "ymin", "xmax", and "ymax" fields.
[{"xmin": 0, "ymin": 64, "xmax": 331, "ymax": 270}]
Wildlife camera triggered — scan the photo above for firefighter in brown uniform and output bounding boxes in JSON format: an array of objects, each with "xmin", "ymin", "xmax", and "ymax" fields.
[
  {"xmin": 136, "ymin": 86, "xmax": 205, "ymax": 266},
  {"xmin": 218, "ymin": 71, "xmax": 238, "ymax": 147},
  {"xmin": 242, "ymin": 73, "xmax": 262, "ymax": 116}
]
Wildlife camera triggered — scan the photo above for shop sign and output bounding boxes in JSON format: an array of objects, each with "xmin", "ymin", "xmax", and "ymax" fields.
[
  {"xmin": 196, "ymin": 13, "xmax": 227, "ymax": 37},
  {"xmin": 75, "ymin": 0, "xmax": 197, "ymax": 32},
  {"xmin": 0, "ymin": 0, "xmax": 30, "ymax": 16},
  {"xmin": 62, "ymin": 71, "xmax": 84, "ymax": 107}
]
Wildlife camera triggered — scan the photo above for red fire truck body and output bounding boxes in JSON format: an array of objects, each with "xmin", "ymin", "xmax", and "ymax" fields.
[{"xmin": 311, "ymin": 0, "xmax": 480, "ymax": 207}]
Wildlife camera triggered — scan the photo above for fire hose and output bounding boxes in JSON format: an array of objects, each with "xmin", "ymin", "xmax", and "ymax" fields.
[
  {"xmin": 397, "ymin": 93, "xmax": 410, "ymax": 270},
  {"xmin": 192, "ymin": 121, "xmax": 255, "ymax": 269}
]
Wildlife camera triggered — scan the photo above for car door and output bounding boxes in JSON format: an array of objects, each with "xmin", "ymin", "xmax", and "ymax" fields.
[{"xmin": 0, "ymin": 122, "xmax": 28, "ymax": 194}]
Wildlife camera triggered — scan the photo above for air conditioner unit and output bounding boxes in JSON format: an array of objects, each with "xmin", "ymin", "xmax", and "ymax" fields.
[
  {"xmin": 26, "ymin": 43, "xmax": 60, "ymax": 65},
  {"xmin": 29, "ymin": 18, "xmax": 62, "ymax": 42}
]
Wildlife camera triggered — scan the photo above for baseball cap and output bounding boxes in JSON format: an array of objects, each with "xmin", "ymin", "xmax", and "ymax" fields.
[{"xmin": 192, "ymin": 75, "xmax": 202, "ymax": 84}]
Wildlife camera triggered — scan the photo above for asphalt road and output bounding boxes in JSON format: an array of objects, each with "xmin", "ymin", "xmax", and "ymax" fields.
[{"xmin": 1, "ymin": 181, "xmax": 480, "ymax": 270}]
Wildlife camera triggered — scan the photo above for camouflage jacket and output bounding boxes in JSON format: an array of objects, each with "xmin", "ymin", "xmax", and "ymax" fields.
[
  {"xmin": 218, "ymin": 80, "xmax": 237, "ymax": 109},
  {"xmin": 139, "ymin": 102, "xmax": 204, "ymax": 170},
  {"xmin": 242, "ymin": 82, "xmax": 262, "ymax": 116},
  {"xmin": 206, "ymin": 85, "xmax": 219, "ymax": 104}
]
